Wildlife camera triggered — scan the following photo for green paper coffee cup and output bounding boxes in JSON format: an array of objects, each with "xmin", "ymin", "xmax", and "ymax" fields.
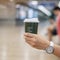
[{"xmin": 24, "ymin": 18, "xmax": 39, "ymax": 34}]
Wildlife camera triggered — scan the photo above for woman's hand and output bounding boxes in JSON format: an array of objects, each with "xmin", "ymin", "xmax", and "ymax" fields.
[{"xmin": 24, "ymin": 33, "xmax": 50, "ymax": 50}]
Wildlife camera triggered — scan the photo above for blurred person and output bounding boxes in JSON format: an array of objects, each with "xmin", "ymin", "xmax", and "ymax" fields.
[
  {"xmin": 53, "ymin": 7, "xmax": 60, "ymax": 39},
  {"xmin": 24, "ymin": 6, "xmax": 60, "ymax": 57},
  {"xmin": 47, "ymin": 14, "xmax": 57, "ymax": 41}
]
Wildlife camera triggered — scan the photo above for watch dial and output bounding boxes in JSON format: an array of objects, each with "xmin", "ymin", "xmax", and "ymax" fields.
[{"xmin": 46, "ymin": 46, "xmax": 54, "ymax": 54}]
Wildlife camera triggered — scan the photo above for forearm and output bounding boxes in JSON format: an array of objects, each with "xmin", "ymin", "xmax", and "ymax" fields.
[{"xmin": 53, "ymin": 44, "xmax": 60, "ymax": 57}]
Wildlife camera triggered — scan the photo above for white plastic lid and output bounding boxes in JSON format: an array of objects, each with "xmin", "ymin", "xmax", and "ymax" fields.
[{"xmin": 24, "ymin": 18, "xmax": 39, "ymax": 23}]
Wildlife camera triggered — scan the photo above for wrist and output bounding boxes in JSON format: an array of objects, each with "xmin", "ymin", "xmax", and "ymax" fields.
[
  {"xmin": 45, "ymin": 41, "xmax": 54, "ymax": 54},
  {"xmin": 44, "ymin": 41, "xmax": 50, "ymax": 50}
]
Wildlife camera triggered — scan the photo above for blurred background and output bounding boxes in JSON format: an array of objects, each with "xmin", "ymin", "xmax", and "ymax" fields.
[
  {"xmin": 0, "ymin": 0, "xmax": 59, "ymax": 24},
  {"xmin": 0, "ymin": 0, "xmax": 60, "ymax": 60}
]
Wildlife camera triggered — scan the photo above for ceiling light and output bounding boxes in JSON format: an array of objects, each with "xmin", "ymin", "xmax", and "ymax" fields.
[
  {"xmin": 29, "ymin": 1, "xmax": 38, "ymax": 5},
  {"xmin": 38, "ymin": 5, "xmax": 51, "ymax": 16}
]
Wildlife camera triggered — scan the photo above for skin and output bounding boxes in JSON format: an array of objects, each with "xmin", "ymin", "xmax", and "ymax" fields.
[
  {"xmin": 53, "ymin": 10, "xmax": 60, "ymax": 16},
  {"xmin": 24, "ymin": 33, "xmax": 60, "ymax": 57},
  {"xmin": 48, "ymin": 27, "xmax": 53, "ymax": 41},
  {"xmin": 49, "ymin": 19, "xmax": 55, "ymax": 24},
  {"xmin": 47, "ymin": 22, "xmax": 56, "ymax": 41},
  {"xmin": 24, "ymin": 33, "xmax": 50, "ymax": 50}
]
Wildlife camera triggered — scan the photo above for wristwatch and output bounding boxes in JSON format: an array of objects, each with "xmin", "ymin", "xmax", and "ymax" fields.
[{"xmin": 45, "ymin": 41, "xmax": 54, "ymax": 54}]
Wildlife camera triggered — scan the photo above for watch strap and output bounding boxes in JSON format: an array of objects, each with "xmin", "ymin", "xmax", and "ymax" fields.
[{"xmin": 50, "ymin": 41, "xmax": 54, "ymax": 47}]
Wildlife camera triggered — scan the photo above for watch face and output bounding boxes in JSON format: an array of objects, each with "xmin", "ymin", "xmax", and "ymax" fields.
[{"xmin": 46, "ymin": 46, "xmax": 54, "ymax": 54}]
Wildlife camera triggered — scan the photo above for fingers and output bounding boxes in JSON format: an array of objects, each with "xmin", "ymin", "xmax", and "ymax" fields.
[
  {"xmin": 26, "ymin": 40, "xmax": 35, "ymax": 47},
  {"xmin": 24, "ymin": 36, "xmax": 36, "ymax": 46},
  {"xmin": 24, "ymin": 36, "xmax": 36, "ymax": 42},
  {"xmin": 24, "ymin": 33, "xmax": 37, "ymax": 38}
]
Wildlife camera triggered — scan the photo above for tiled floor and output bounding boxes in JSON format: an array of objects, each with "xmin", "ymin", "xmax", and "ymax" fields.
[{"xmin": 0, "ymin": 22, "xmax": 59, "ymax": 60}]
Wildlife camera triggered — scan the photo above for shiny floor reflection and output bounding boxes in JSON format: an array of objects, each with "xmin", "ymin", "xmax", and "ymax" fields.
[{"xmin": 0, "ymin": 23, "xmax": 59, "ymax": 60}]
